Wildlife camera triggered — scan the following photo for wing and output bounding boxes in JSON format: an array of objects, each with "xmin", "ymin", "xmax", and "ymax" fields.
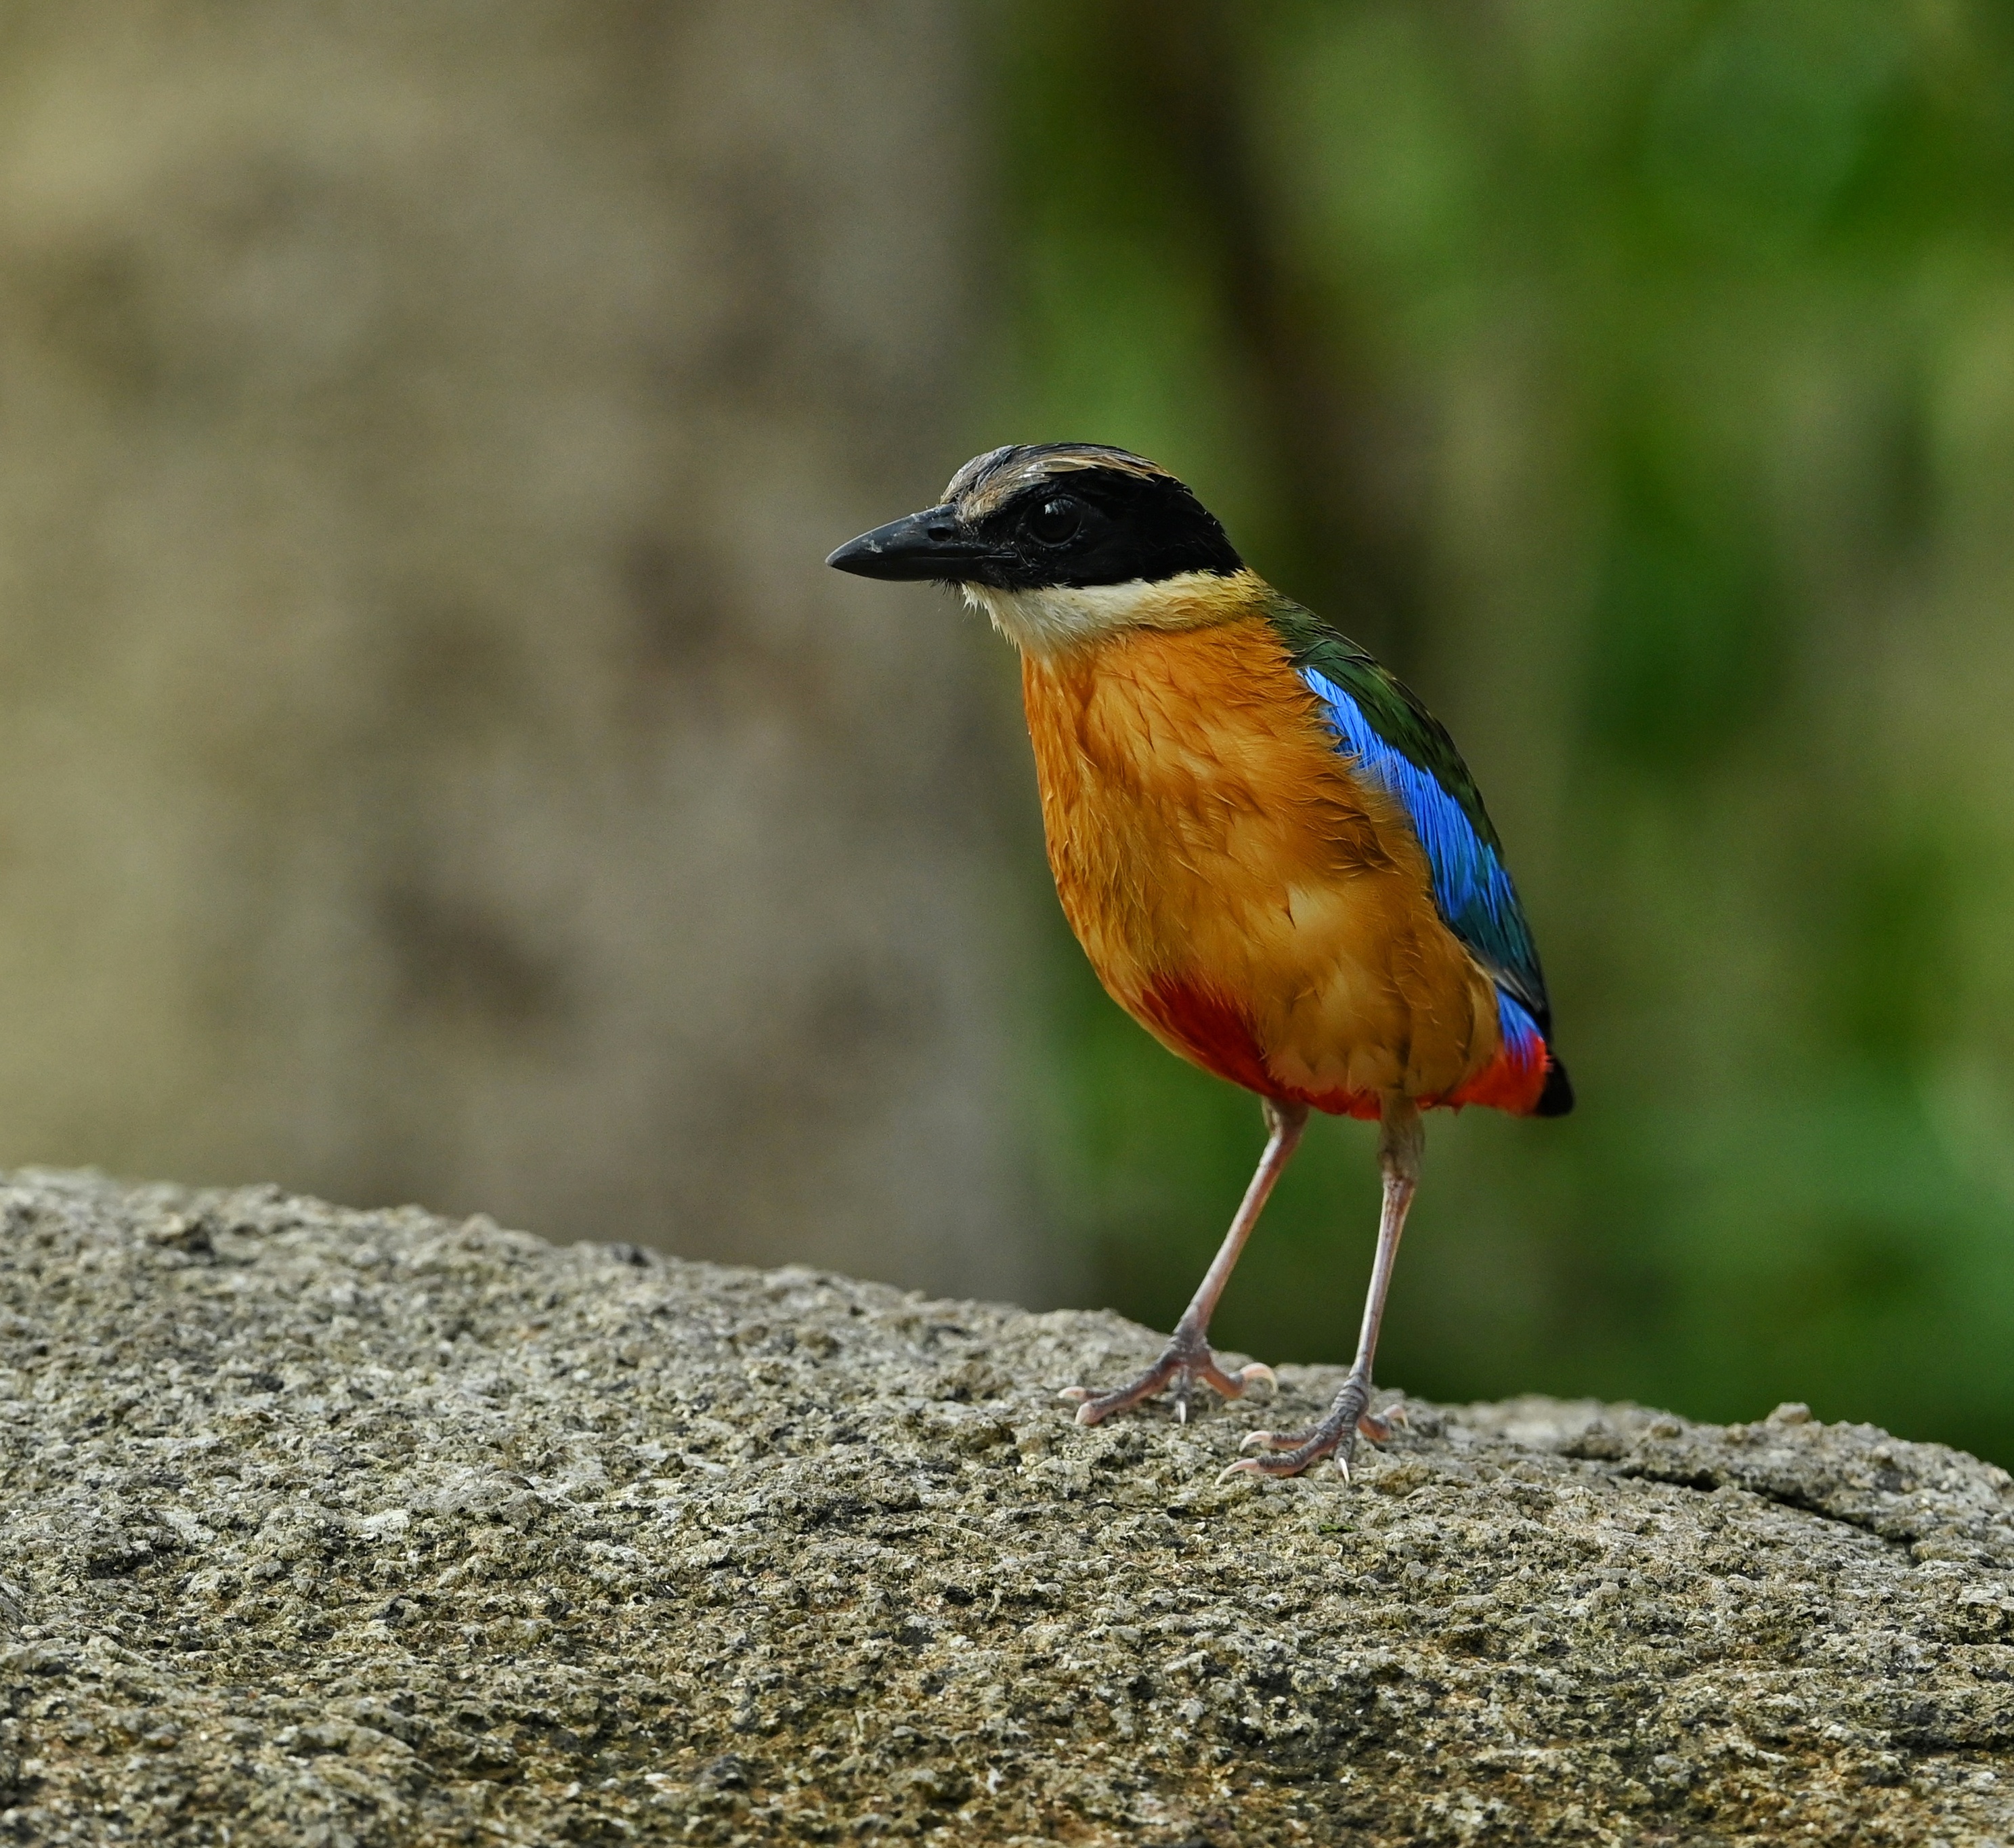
[{"xmin": 1266, "ymin": 597, "xmax": 1554, "ymax": 1033}]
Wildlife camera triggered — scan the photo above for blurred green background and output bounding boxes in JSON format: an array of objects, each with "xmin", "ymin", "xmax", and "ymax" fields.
[
  {"xmin": 0, "ymin": 2, "xmax": 2010, "ymax": 1465},
  {"xmin": 996, "ymin": 0, "xmax": 2014, "ymax": 1465}
]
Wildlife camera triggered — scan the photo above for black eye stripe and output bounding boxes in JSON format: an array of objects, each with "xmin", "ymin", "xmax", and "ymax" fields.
[{"xmin": 961, "ymin": 460, "xmax": 1242, "ymax": 589}]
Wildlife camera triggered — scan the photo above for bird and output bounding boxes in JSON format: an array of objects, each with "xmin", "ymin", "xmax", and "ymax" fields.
[{"xmin": 827, "ymin": 443, "xmax": 1570, "ymax": 1480}]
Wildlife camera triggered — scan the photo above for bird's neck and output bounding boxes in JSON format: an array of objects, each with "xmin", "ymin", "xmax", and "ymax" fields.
[{"xmin": 963, "ymin": 567, "xmax": 1270, "ymax": 660}]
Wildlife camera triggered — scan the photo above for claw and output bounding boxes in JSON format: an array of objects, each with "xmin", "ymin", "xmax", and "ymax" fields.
[
  {"xmin": 1237, "ymin": 1362, "xmax": 1277, "ymax": 1394},
  {"xmin": 1239, "ymin": 1430, "xmax": 1274, "ymax": 1454},
  {"xmin": 1057, "ymin": 1385, "xmax": 1094, "ymax": 1403}
]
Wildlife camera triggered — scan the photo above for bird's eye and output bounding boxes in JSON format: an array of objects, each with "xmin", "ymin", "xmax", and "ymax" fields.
[{"xmin": 1025, "ymin": 497, "xmax": 1084, "ymax": 547}]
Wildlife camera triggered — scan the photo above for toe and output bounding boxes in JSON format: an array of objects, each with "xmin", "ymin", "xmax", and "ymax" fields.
[
  {"xmin": 1189, "ymin": 1354, "xmax": 1277, "ymax": 1402},
  {"xmin": 1356, "ymin": 1394, "xmax": 1406, "ymax": 1441},
  {"xmin": 1223, "ymin": 1421, "xmax": 1358, "ymax": 1482},
  {"xmin": 1217, "ymin": 1451, "xmax": 1319, "ymax": 1482},
  {"xmin": 1190, "ymin": 1358, "xmax": 1240, "ymax": 1398},
  {"xmin": 1240, "ymin": 1426, "xmax": 1316, "ymax": 1453}
]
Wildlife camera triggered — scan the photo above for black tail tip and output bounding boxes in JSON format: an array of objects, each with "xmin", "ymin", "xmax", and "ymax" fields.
[{"xmin": 1534, "ymin": 1055, "xmax": 1574, "ymax": 1118}]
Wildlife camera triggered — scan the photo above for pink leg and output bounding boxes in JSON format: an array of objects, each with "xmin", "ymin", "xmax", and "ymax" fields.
[
  {"xmin": 1223, "ymin": 1094, "xmax": 1423, "ymax": 1480},
  {"xmin": 1062, "ymin": 1098, "xmax": 1308, "ymax": 1425}
]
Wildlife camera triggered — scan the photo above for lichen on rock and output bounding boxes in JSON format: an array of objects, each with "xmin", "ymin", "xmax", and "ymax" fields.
[{"xmin": 0, "ymin": 1168, "xmax": 2010, "ymax": 1844}]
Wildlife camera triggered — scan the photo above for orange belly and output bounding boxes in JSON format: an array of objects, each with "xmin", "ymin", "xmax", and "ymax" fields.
[{"xmin": 1022, "ymin": 616, "xmax": 1505, "ymax": 1117}]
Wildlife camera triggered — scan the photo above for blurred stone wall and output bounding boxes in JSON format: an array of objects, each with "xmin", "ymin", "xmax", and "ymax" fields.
[{"xmin": 0, "ymin": 1, "xmax": 1040, "ymax": 1299}]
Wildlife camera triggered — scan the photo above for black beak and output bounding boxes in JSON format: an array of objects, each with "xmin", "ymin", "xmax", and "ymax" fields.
[{"xmin": 826, "ymin": 505, "xmax": 993, "ymax": 582}]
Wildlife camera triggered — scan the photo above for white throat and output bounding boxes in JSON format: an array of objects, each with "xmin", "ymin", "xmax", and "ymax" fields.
[{"xmin": 960, "ymin": 570, "xmax": 1245, "ymax": 658}]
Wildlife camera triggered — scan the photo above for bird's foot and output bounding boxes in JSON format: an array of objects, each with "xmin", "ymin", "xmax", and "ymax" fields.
[
  {"xmin": 1218, "ymin": 1373, "xmax": 1398, "ymax": 1481},
  {"xmin": 1059, "ymin": 1327, "xmax": 1274, "ymax": 1427}
]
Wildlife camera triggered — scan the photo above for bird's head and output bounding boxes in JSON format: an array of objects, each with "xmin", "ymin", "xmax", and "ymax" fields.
[{"xmin": 826, "ymin": 444, "xmax": 1250, "ymax": 654}]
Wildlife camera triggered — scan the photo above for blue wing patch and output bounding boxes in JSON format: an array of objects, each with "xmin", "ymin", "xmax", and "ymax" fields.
[
  {"xmin": 1496, "ymin": 990, "xmax": 1544, "ymax": 1059},
  {"xmin": 1301, "ymin": 666, "xmax": 1545, "ymax": 1015}
]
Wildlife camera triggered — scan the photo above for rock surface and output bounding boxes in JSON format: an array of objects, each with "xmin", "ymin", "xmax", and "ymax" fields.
[{"xmin": 0, "ymin": 1169, "xmax": 2011, "ymax": 1845}]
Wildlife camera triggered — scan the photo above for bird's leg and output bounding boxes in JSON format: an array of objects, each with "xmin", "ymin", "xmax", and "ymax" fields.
[
  {"xmin": 1224, "ymin": 1094, "xmax": 1423, "ymax": 1480},
  {"xmin": 1062, "ymin": 1098, "xmax": 1308, "ymax": 1426}
]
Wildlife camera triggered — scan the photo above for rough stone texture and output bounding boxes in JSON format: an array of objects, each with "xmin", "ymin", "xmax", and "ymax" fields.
[{"xmin": 1, "ymin": 1169, "xmax": 2011, "ymax": 1846}]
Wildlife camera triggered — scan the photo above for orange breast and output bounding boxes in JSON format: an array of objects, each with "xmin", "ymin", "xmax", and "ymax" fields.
[{"xmin": 1022, "ymin": 616, "xmax": 1504, "ymax": 1116}]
